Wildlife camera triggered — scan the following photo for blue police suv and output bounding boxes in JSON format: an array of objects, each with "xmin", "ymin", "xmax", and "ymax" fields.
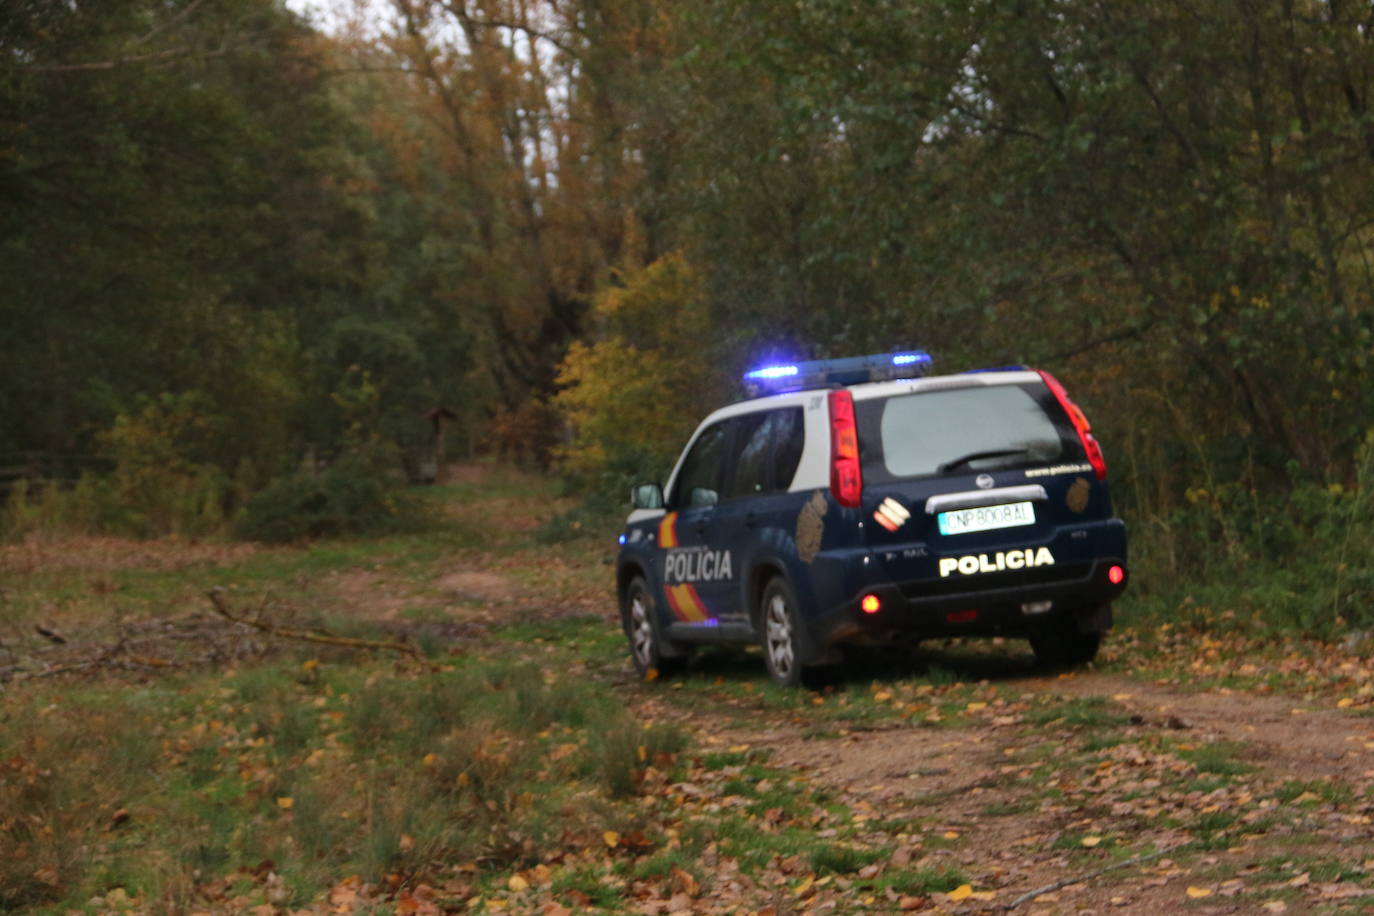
[{"xmin": 615, "ymin": 352, "xmax": 1128, "ymax": 686}]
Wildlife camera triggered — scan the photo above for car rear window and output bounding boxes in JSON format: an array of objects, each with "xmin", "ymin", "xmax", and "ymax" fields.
[{"xmin": 856, "ymin": 383, "xmax": 1079, "ymax": 481}]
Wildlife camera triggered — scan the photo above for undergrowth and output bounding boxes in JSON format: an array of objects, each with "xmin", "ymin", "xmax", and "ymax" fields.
[{"xmin": 0, "ymin": 658, "xmax": 685, "ymax": 911}]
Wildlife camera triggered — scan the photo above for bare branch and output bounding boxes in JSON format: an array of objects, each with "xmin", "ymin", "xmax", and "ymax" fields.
[{"xmin": 207, "ymin": 588, "xmax": 422, "ymax": 659}]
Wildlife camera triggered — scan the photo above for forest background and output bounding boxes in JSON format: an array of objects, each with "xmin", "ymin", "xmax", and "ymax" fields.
[{"xmin": 4, "ymin": 0, "xmax": 1374, "ymax": 630}]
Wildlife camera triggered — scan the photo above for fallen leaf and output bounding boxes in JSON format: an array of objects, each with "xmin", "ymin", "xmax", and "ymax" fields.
[
  {"xmin": 1186, "ymin": 887, "xmax": 1212, "ymax": 898},
  {"xmin": 603, "ymin": 830, "xmax": 619, "ymax": 848},
  {"xmin": 276, "ymin": 797, "xmax": 294, "ymax": 809},
  {"xmin": 508, "ymin": 875, "xmax": 528, "ymax": 892},
  {"xmin": 1081, "ymin": 835, "xmax": 1102, "ymax": 847},
  {"xmin": 670, "ymin": 866, "xmax": 698, "ymax": 897},
  {"xmin": 1288, "ymin": 872, "xmax": 1310, "ymax": 887},
  {"xmin": 947, "ymin": 884, "xmax": 973, "ymax": 902}
]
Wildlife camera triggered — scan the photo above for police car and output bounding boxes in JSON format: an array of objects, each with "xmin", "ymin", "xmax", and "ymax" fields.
[{"xmin": 615, "ymin": 352, "xmax": 1128, "ymax": 687}]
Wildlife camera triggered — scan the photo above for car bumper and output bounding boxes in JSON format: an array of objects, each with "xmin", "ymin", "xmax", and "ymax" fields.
[{"xmin": 812, "ymin": 556, "xmax": 1128, "ymax": 646}]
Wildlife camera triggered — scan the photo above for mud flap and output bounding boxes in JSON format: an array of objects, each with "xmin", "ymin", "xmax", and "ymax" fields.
[{"xmin": 1077, "ymin": 604, "xmax": 1113, "ymax": 634}]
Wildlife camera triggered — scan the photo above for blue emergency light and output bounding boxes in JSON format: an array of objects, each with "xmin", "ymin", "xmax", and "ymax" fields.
[{"xmin": 743, "ymin": 350, "xmax": 932, "ymax": 395}]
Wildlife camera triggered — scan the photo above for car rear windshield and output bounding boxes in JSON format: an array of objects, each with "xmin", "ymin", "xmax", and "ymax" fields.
[{"xmin": 855, "ymin": 383, "xmax": 1081, "ymax": 482}]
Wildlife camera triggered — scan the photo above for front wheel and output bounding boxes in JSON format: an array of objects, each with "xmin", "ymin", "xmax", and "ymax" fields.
[
  {"xmin": 621, "ymin": 576, "xmax": 687, "ymax": 678},
  {"xmin": 759, "ymin": 578, "xmax": 815, "ymax": 688},
  {"xmin": 1029, "ymin": 614, "xmax": 1102, "ymax": 667}
]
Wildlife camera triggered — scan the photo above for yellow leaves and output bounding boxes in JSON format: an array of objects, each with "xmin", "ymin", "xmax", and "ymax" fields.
[
  {"xmin": 1081, "ymin": 835, "xmax": 1103, "ymax": 847},
  {"xmin": 947, "ymin": 884, "xmax": 973, "ymax": 901},
  {"xmin": 966, "ymin": 701, "xmax": 988, "ymax": 712},
  {"xmin": 552, "ymin": 255, "xmax": 723, "ymax": 482},
  {"xmin": 1337, "ymin": 697, "xmax": 1354, "ymax": 708},
  {"xmin": 275, "ymin": 796, "xmax": 294, "ymax": 809},
  {"xmin": 507, "ymin": 874, "xmax": 528, "ymax": 892},
  {"xmin": 1186, "ymin": 886, "xmax": 1213, "ymax": 898},
  {"xmin": 602, "ymin": 830, "xmax": 620, "ymax": 848}
]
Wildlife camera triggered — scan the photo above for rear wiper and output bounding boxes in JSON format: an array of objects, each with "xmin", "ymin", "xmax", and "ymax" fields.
[{"xmin": 937, "ymin": 448, "xmax": 1031, "ymax": 474}]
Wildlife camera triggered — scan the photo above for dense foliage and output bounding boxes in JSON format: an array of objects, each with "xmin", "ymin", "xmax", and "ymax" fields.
[{"xmin": 3, "ymin": 0, "xmax": 1372, "ymax": 619}]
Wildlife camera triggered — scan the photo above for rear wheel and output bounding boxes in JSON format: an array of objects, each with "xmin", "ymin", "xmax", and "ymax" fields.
[
  {"xmin": 621, "ymin": 576, "xmax": 687, "ymax": 678},
  {"xmin": 1029, "ymin": 614, "xmax": 1102, "ymax": 667},
  {"xmin": 760, "ymin": 578, "xmax": 814, "ymax": 688}
]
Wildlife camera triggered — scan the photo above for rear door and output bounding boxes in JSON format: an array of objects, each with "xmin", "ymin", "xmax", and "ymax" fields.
[
  {"xmin": 854, "ymin": 378, "xmax": 1106, "ymax": 590},
  {"xmin": 709, "ymin": 406, "xmax": 807, "ymax": 623}
]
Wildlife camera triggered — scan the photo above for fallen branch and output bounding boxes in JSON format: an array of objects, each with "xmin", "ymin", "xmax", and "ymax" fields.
[
  {"xmin": 1005, "ymin": 845, "xmax": 1193, "ymax": 910},
  {"xmin": 206, "ymin": 588, "xmax": 422, "ymax": 660}
]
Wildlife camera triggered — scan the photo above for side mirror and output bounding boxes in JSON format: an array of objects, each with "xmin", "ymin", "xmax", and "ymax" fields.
[
  {"xmin": 631, "ymin": 483, "xmax": 664, "ymax": 510},
  {"xmin": 688, "ymin": 487, "xmax": 718, "ymax": 508}
]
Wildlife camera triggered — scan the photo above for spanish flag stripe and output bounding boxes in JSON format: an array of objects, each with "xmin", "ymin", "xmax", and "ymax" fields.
[
  {"xmin": 666, "ymin": 584, "xmax": 709, "ymax": 623},
  {"xmin": 658, "ymin": 512, "xmax": 679, "ymax": 548},
  {"xmin": 662, "ymin": 584, "xmax": 688, "ymax": 621}
]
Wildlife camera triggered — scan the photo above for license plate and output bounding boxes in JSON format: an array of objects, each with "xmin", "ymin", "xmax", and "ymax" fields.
[{"xmin": 937, "ymin": 501, "xmax": 1036, "ymax": 535}]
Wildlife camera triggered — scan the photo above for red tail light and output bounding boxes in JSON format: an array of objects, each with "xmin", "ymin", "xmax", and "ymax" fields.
[
  {"xmin": 1037, "ymin": 370, "xmax": 1107, "ymax": 480},
  {"xmin": 1108, "ymin": 565, "xmax": 1125, "ymax": 585},
  {"xmin": 828, "ymin": 389, "xmax": 863, "ymax": 507}
]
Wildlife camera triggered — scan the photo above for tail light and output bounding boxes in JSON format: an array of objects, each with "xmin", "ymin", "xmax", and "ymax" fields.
[
  {"xmin": 828, "ymin": 389, "xmax": 863, "ymax": 507},
  {"xmin": 1037, "ymin": 370, "xmax": 1107, "ymax": 480}
]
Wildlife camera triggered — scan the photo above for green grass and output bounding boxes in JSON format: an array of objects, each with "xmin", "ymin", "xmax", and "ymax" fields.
[{"xmin": 0, "ymin": 655, "xmax": 688, "ymax": 911}]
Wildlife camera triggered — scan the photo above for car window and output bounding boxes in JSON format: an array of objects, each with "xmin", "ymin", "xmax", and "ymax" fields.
[
  {"xmin": 771, "ymin": 408, "xmax": 804, "ymax": 490},
  {"xmin": 857, "ymin": 384, "xmax": 1074, "ymax": 481},
  {"xmin": 671, "ymin": 421, "xmax": 727, "ymax": 508},
  {"xmin": 723, "ymin": 408, "xmax": 805, "ymax": 500},
  {"xmin": 726, "ymin": 413, "xmax": 771, "ymax": 499}
]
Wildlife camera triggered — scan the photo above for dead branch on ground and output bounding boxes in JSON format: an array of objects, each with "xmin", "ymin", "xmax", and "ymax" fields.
[{"xmin": 206, "ymin": 588, "xmax": 422, "ymax": 660}]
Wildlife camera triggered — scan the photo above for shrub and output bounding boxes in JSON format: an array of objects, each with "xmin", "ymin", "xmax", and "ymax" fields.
[{"xmin": 234, "ymin": 455, "xmax": 419, "ymax": 543}]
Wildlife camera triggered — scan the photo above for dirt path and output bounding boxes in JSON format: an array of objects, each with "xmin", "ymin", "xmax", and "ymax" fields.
[
  {"xmin": 628, "ymin": 657, "xmax": 1374, "ymax": 914},
  {"xmin": 1025, "ymin": 671, "xmax": 1374, "ymax": 782}
]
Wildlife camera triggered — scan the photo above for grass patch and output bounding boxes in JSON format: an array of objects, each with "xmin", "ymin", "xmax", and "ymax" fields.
[
  {"xmin": 1177, "ymin": 741, "xmax": 1253, "ymax": 776},
  {"xmin": 0, "ymin": 657, "xmax": 686, "ymax": 911},
  {"xmin": 1025, "ymin": 696, "xmax": 1129, "ymax": 729}
]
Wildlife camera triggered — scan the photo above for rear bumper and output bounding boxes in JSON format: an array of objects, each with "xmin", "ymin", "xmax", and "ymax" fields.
[{"xmin": 812, "ymin": 556, "xmax": 1128, "ymax": 647}]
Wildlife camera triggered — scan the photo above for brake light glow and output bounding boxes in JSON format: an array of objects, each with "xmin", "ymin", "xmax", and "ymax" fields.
[
  {"xmin": 1108, "ymin": 565, "xmax": 1125, "ymax": 585},
  {"xmin": 828, "ymin": 389, "xmax": 862, "ymax": 507},
  {"xmin": 945, "ymin": 610, "xmax": 978, "ymax": 624},
  {"xmin": 1037, "ymin": 370, "xmax": 1107, "ymax": 480},
  {"xmin": 861, "ymin": 594, "xmax": 881, "ymax": 614}
]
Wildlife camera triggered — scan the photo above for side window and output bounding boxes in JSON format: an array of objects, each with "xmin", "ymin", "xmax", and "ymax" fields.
[
  {"xmin": 725, "ymin": 413, "xmax": 772, "ymax": 499},
  {"xmin": 722, "ymin": 407, "xmax": 806, "ymax": 500},
  {"xmin": 670, "ymin": 422, "xmax": 727, "ymax": 508},
  {"xmin": 771, "ymin": 408, "xmax": 804, "ymax": 491}
]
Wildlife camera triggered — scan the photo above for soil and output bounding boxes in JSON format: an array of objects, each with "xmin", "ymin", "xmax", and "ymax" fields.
[{"xmin": 626, "ymin": 647, "xmax": 1374, "ymax": 914}]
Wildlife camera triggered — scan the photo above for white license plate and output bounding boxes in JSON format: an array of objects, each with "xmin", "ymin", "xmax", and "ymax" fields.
[{"xmin": 937, "ymin": 501, "xmax": 1036, "ymax": 535}]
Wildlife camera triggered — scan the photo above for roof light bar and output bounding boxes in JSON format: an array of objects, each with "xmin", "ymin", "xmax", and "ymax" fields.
[{"xmin": 743, "ymin": 350, "xmax": 932, "ymax": 395}]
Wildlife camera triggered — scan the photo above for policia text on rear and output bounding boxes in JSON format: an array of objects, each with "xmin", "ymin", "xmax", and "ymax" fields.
[{"xmin": 615, "ymin": 352, "xmax": 1128, "ymax": 687}]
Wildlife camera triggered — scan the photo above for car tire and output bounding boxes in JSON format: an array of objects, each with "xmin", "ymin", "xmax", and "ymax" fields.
[
  {"xmin": 1029, "ymin": 614, "xmax": 1102, "ymax": 667},
  {"xmin": 621, "ymin": 576, "xmax": 688, "ymax": 678},
  {"xmin": 759, "ymin": 577, "xmax": 815, "ymax": 688}
]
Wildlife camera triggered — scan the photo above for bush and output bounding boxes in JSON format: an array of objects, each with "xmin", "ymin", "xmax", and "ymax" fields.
[{"xmin": 235, "ymin": 456, "xmax": 420, "ymax": 543}]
